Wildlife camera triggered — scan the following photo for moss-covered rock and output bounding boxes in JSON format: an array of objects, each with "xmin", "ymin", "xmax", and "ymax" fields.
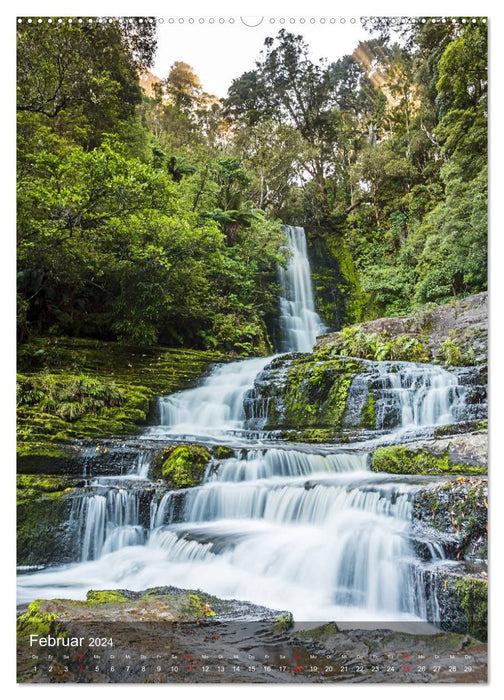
[
  {"xmin": 211, "ymin": 445, "xmax": 235, "ymax": 460},
  {"xmin": 152, "ymin": 444, "xmax": 211, "ymax": 488},
  {"xmin": 17, "ymin": 474, "xmax": 78, "ymax": 505},
  {"xmin": 17, "ymin": 477, "xmax": 79, "ymax": 566},
  {"xmin": 281, "ymin": 428, "xmax": 344, "ymax": 444},
  {"xmin": 273, "ymin": 612, "xmax": 294, "ymax": 633},
  {"xmin": 309, "ymin": 232, "xmax": 363, "ymax": 328},
  {"xmin": 371, "ymin": 445, "xmax": 486, "ymax": 476},
  {"xmin": 245, "ymin": 352, "xmax": 364, "ymax": 430},
  {"xmin": 432, "ymin": 573, "xmax": 488, "ymax": 642},
  {"xmin": 360, "ymin": 388, "xmax": 376, "ymax": 429},
  {"xmin": 85, "ymin": 590, "xmax": 129, "ymax": 605},
  {"xmin": 18, "ymin": 587, "xmax": 250, "ymax": 625},
  {"xmin": 454, "ymin": 577, "xmax": 488, "ymax": 641},
  {"xmin": 297, "ymin": 621, "xmax": 340, "ymax": 641},
  {"xmin": 433, "ymin": 420, "xmax": 487, "ymax": 438},
  {"xmin": 413, "ymin": 478, "xmax": 488, "ymax": 560},
  {"xmin": 17, "ymin": 600, "xmax": 62, "ymax": 639}
]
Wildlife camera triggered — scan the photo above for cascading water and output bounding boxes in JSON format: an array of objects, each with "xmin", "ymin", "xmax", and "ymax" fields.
[
  {"xmin": 152, "ymin": 356, "xmax": 271, "ymax": 440},
  {"xmin": 17, "ymin": 225, "xmax": 468, "ymax": 626},
  {"xmin": 277, "ymin": 225, "xmax": 325, "ymax": 353},
  {"xmin": 344, "ymin": 360, "xmax": 468, "ymax": 432}
]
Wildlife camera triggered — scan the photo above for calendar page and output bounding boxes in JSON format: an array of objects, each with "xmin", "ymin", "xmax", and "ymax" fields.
[{"xmin": 16, "ymin": 14, "xmax": 488, "ymax": 684}]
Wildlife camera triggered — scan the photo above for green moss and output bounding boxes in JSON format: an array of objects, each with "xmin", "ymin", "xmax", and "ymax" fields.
[
  {"xmin": 211, "ymin": 445, "xmax": 235, "ymax": 460},
  {"xmin": 273, "ymin": 355, "xmax": 363, "ymax": 430},
  {"xmin": 360, "ymin": 388, "xmax": 376, "ymax": 429},
  {"xmin": 17, "ymin": 491, "xmax": 74, "ymax": 566},
  {"xmin": 281, "ymin": 428, "xmax": 340, "ymax": 443},
  {"xmin": 182, "ymin": 593, "xmax": 216, "ymax": 619},
  {"xmin": 273, "ymin": 613, "xmax": 294, "ymax": 633},
  {"xmin": 152, "ymin": 444, "xmax": 211, "ymax": 488},
  {"xmin": 17, "ymin": 338, "xmax": 223, "ymax": 450},
  {"xmin": 433, "ymin": 421, "xmax": 487, "ymax": 437},
  {"xmin": 298, "ymin": 621, "xmax": 340, "ymax": 641},
  {"xmin": 371, "ymin": 446, "xmax": 486, "ymax": 476},
  {"xmin": 17, "ymin": 600, "xmax": 61, "ymax": 638},
  {"xmin": 16, "ymin": 475, "xmax": 76, "ymax": 505},
  {"xmin": 454, "ymin": 578, "xmax": 487, "ymax": 641},
  {"xmin": 85, "ymin": 590, "xmax": 129, "ymax": 605}
]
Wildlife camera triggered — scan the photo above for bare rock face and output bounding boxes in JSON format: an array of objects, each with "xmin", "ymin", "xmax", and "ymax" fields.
[{"xmin": 315, "ymin": 292, "xmax": 488, "ymax": 363}]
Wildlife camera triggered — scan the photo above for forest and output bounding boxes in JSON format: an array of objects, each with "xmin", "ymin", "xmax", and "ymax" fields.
[{"xmin": 17, "ymin": 17, "xmax": 487, "ymax": 355}]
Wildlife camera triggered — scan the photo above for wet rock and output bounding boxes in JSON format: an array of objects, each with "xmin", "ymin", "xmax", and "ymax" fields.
[
  {"xmin": 243, "ymin": 353, "xmax": 364, "ymax": 431},
  {"xmin": 412, "ymin": 478, "xmax": 488, "ymax": 561}
]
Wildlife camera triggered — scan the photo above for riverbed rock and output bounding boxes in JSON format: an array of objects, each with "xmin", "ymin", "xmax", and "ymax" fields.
[{"xmin": 16, "ymin": 587, "xmax": 487, "ymax": 683}]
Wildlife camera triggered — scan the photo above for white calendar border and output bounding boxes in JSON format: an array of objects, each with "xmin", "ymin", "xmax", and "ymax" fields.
[{"xmin": 3, "ymin": 2, "xmax": 501, "ymax": 699}]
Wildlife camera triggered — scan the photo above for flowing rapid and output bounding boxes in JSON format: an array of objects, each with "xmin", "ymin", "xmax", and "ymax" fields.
[{"xmin": 17, "ymin": 226, "xmax": 472, "ymax": 625}]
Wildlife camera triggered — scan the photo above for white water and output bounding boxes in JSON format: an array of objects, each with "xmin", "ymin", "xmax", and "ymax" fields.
[
  {"xmin": 341, "ymin": 360, "xmax": 467, "ymax": 433},
  {"xmin": 278, "ymin": 225, "xmax": 325, "ymax": 353},
  {"xmin": 151, "ymin": 356, "xmax": 271, "ymax": 440},
  {"xmin": 375, "ymin": 362, "xmax": 466, "ymax": 429},
  {"xmin": 17, "ymin": 226, "xmax": 458, "ymax": 624}
]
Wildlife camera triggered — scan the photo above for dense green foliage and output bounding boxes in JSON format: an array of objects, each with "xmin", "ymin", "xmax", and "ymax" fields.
[
  {"xmin": 317, "ymin": 327, "xmax": 429, "ymax": 362},
  {"xmin": 226, "ymin": 21, "xmax": 487, "ymax": 318},
  {"xmin": 17, "ymin": 20, "xmax": 284, "ymax": 354},
  {"xmin": 17, "ymin": 18, "xmax": 487, "ymax": 351}
]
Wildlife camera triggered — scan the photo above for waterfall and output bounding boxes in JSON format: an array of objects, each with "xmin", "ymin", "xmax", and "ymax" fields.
[
  {"xmin": 344, "ymin": 360, "xmax": 468, "ymax": 431},
  {"xmin": 278, "ymin": 225, "xmax": 325, "ymax": 353},
  {"xmin": 71, "ymin": 485, "xmax": 144, "ymax": 561},
  {"xmin": 17, "ymin": 225, "xmax": 467, "ymax": 628},
  {"xmin": 151, "ymin": 356, "xmax": 271, "ymax": 439}
]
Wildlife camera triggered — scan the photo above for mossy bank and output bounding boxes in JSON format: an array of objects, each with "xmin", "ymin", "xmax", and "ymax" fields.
[{"xmin": 17, "ymin": 337, "xmax": 223, "ymax": 459}]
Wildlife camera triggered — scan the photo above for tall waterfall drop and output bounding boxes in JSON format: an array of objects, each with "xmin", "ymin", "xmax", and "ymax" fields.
[{"xmin": 278, "ymin": 225, "xmax": 325, "ymax": 353}]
